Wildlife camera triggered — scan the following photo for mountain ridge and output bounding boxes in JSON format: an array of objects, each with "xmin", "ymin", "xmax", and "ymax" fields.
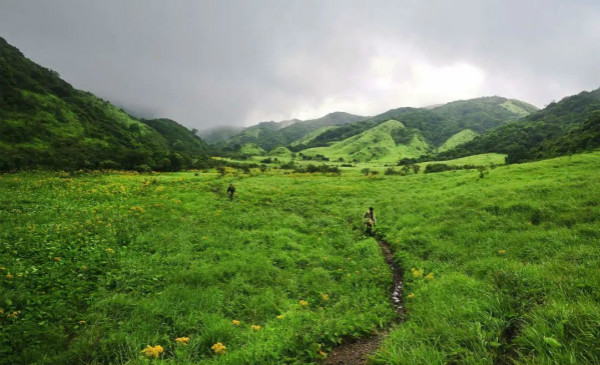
[{"xmin": 0, "ymin": 36, "xmax": 211, "ymax": 171}]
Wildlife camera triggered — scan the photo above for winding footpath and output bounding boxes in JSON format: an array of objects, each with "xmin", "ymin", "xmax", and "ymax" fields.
[{"xmin": 324, "ymin": 237, "xmax": 405, "ymax": 365}]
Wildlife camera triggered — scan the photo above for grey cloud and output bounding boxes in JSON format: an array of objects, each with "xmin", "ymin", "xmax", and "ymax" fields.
[{"xmin": 0, "ymin": 0, "xmax": 599, "ymax": 129}]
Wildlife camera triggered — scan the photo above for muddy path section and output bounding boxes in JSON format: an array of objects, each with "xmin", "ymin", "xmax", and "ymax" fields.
[{"xmin": 324, "ymin": 238, "xmax": 404, "ymax": 365}]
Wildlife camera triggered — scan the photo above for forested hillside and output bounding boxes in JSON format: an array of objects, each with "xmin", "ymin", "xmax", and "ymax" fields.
[
  {"xmin": 0, "ymin": 37, "xmax": 211, "ymax": 172},
  {"xmin": 438, "ymin": 88, "xmax": 600, "ymax": 163}
]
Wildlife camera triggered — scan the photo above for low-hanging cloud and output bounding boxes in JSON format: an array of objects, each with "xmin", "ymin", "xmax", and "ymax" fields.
[{"xmin": 1, "ymin": 0, "xmax": 599, "ymax": 130}]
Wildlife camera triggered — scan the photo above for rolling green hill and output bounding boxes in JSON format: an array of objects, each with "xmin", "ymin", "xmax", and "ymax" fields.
[
  {"xmin": 437, "ymin": 129, "xmax": 479, "ymax": 153},
  {"xmin": 289, "ymin": 126, "xmax": 339, "ymax": 147},
  {"xmin": 301, "ymin": 119, "xmax": 430, "ymax": 163},
  {"xmin": 439, "ymin": 87, "xmax": 600, "ymax": 163},
  {"xmin": 0, "ymin": 36, "xmax": 211, "ymax": 171}
]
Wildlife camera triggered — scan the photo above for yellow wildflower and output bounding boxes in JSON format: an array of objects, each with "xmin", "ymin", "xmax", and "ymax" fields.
[
  {"xmin": 497, "ymin": 249, "xmax": 506, "ymax": 255},
  {"xmin": 0, "ymin": 267, "xmax": 5, "ymax": 271},
  {"xmin": 6, "ymin": 310, "xmax": 21, "ymax": 318},
  {"xmin": 53, "ymin": 257, "xmax": 61, "ymax": 262},
  {"xmin": 0, "ymin": 308, "xmax": 3, "ymax": 314},
  {"xmin": 321, "ymin": 293, "xmax": 330, "ymax": 301},
  {"xmin": 411, "ymin": 268, "xmax": 424, "ymax": 278},
  {"xmin": 175, "ymin": 337, "xmax": 190, "ymax": 345},
  {"xmin": 232, "ymin": 319, "xmax": 240, "ymax": 326},
  {"xmin": 79, "ymin": 320, "xmax": 86, "ymax": 325},
  {"xmin": 106, "ymin": 248, "xmax": 115, "ymax": 254},
  {"xmin": 5, "ymin": 274, "xmax": 13, "ymax": 280},
  {"xmin": 319, "ymin": 350, "xmax": 328, "ymax": 358},
  {"xmin": 276, "ymin": 315, "xmax": 285, "ymax": 320},
  {"xmin": 251, "ymin": 325, "xmax": 262, "ymax": 331},
  {"xmin": 407, "ymin": 293, "xmax": 415, "ymax": 299},
  {"xmin": 299, "ymin": 300, "xmax": 309, "ymax": 307},
  {"xmin": 141, "ymin": 345, "xmax": 164, "ymax": 359},
  {"xmin": 425, "ymin": 272, "xmax": 434, "ymax": 281},
  {"xmin": 355, "ymin": 271, "xmax": 360, "ymax": 275},
  {"xmin": 211, "ymin": 342, "xmax": 226, "ymax": 355}
]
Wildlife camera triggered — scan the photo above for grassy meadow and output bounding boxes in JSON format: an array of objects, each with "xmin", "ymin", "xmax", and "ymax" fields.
[{"xmin": 1, "ymin": 151, "xmax": 599, "ymax": 364}]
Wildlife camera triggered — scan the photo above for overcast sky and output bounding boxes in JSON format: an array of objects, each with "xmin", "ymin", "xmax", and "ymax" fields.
[{"xmin": 1, "ymin": 0, "xmax": 599, "ymax": 130}]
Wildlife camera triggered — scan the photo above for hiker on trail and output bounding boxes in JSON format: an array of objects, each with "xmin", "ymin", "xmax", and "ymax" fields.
[
  {"xmin": 227, "ymin": 183, "xmax": 236, "ymax": 201},
  {"xmin": 364, "ymin": 207, "xmax": 376, "ymax": 235}
]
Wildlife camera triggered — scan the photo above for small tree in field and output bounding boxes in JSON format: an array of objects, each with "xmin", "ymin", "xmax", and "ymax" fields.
[
  {"xmin": 216, "ymin": 166, "xmax": 226, "ymax": 177},
  {"xmin": 412, "ymin": 164, "xmax": 421, "ymax": 174},
  {"xmin": 361, "ymin": 168, "xmax": 370, "ymax": 176}
]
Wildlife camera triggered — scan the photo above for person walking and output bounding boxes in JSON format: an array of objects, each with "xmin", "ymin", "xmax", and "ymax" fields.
[
  {"xmin": 227, "ymin": 183, "xmax": 236, "ymax": 201},
  {"xmin": 364, "ymin": 207, "xmax": 376, "ymax": 235}
]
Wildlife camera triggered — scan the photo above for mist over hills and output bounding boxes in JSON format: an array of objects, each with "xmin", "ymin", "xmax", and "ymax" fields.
[{"xmin": 0, "ymin": 36, "xmax": 211, "ymax": 171}]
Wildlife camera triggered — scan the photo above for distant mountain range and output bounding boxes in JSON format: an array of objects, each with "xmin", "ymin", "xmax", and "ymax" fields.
[
  {"xmin": 214, "ymin": 96, "xmax": 540, "ymax": 163},
  {"xmin": 1, "ymin": 34, "xmax": 598, "ymax": 171}
]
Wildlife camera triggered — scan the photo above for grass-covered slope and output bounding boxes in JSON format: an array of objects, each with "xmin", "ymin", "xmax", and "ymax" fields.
[
  {"xmin": 301, "ymin": 119, "xmax": 431, "ymax": 162},
  {"xmin": 372, "ymin": 151, "xmax": 600, "ymax": 365},
  {"xmin": 289, "ymin": 126, "xmax": 339, "ymax": 147},
  {"xmin": 436, "ymin": 129, "xmax": 479, "ymax": 152},
  {"xmin": 142, "ymin": 118, "xmax": 209, "ymax": 156},
  {"xmin": 0, "ymin": 36, "xmax": 211, "ymax": 171},
  {"xmin": 1, "ymin": 152, "xmax": 599, "ymax": 364}
]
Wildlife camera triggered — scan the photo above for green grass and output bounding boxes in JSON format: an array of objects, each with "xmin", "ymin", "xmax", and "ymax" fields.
[
  {"xmin": 240, "ymin": 143, "xmax": 266, "ymax": 155},
  {"xmin": 301, "ymin": 120, "xmax": 430, "ymax": 163},
  {"xmin": 500, "ymin": 100, "xmax": 534, "ymax": 117},
  {"xmin": 1, "ymin": 152, "xmax": 599, "ymax": 364},
  {"xmin": 266, "ymin": 146, "xmax": 293, "ymax": 158},
  {"xmin": 421, "ymin": 153, "xmax": 507, "ymax": 168},
  {"xmin": 437, "ymin": 129, "xmax": 479, "ymax": 153},
  {"xmin": 290, "ymin": 126, "xmax": 339, "ymax": 147}
]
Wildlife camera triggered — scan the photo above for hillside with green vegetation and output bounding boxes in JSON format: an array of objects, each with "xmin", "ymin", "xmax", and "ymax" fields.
[
  {"xmin": 437, "ymin": 129, "xmax": 479, "ymax": 153},
  {"xmin": 216, "ymin": 112, "xmax": 366, "ymax": 154},
  {"xmin": 292, "ymin": 97, "xmax": 537, "ymax": 155},
  {"xmin": 0, "ymin": 37, "xmax": 211, "ymax": 172},
  {"xmin": 439, "ymin": 87, "xmax": 600, "ymax": 163},
  {"xmin": 301, "ymin": 120, "xmax": 431, "ymax": 163},
  {"xmin": 289, "ymin": 126, "xmax": 339, "ymax": 147},
  {"xmin": 1, "ymin": 151, "xmax": 599, "ymax": 365}
]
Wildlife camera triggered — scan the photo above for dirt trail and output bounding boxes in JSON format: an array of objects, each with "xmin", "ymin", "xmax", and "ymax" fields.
[{"xmin": 324, "ymin": 237, "xmax": 404, "ymax": 365}]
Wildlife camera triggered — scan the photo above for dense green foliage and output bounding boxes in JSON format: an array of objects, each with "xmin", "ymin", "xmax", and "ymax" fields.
[
  {"xmin": 2, "ymin": 152, "xmax": 599, "ymax": 364},
  {"xmin": 439, "ymin": 88, "xmax": 600, "ymax": 163},
  {"xmin": 0, "ymin": 37, "xmax": 211, "ymax": 172}
]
